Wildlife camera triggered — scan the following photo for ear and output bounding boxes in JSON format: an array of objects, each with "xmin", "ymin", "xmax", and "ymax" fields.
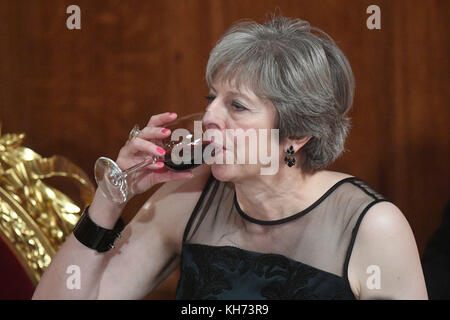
[{"xmin": 284, "ymin": 136, "xmax": 311, "ymax": 153}]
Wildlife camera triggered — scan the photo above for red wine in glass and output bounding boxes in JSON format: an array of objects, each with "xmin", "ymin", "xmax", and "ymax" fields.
[{"xmin": 164, "ymin": 141, "xmax": 213, "ymax": 171}]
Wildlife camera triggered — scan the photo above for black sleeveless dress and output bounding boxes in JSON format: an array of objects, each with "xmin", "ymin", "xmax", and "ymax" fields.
[{"xmin": 175, "ymin": 174, "xmax": 390, "ymax": 300}]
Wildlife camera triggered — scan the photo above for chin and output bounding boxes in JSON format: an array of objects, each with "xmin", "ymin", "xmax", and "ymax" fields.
[
  {"xmin": 210, "ymin": 163, "xmax": 261, "ymax": 183},
  {"xmin": 210, "ymin": 164, "xmax": 236, "ymax": 182}
]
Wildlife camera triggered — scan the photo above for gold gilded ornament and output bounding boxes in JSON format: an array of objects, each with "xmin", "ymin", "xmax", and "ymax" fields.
[{"xmin": 0, "ymin": 127, "xmax": 95, "ymax": 285}]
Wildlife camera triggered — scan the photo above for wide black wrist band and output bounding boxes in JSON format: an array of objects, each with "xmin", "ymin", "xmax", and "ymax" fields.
[{"xmin": 73, "ymin": 206, "xmax": 125, "ymax": 253}]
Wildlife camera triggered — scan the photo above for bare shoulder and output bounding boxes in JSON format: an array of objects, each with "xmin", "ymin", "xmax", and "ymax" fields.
[
  {"xmin": 355, "ymin": 202, "xmax": 421, "ymax": 257},
  {"xmin": 133, "ymin": 164, "xmax": 212, "ymax": 254},
  {"xmin": 357, "ymin": 202, "xmax": 410, "ymax": 235},
  {"xmin": 348, "ymin": 201, "xmax": 428, "ymax": 299}
]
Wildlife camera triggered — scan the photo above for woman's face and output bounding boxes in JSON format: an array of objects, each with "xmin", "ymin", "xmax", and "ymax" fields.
[{"xmin": 202, "ymin": 78, "xmax": 281, "ymax": 182}]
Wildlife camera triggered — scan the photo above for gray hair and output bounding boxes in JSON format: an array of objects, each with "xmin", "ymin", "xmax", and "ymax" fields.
[{"xmin": 206, "ymin": 16, "xmax": 355, "ymax": 172}]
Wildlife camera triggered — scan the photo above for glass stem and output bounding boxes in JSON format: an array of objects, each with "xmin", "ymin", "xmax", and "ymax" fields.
[{"xmin": 122, "ymin": 156, "xmax": 158, "ymax": 178}]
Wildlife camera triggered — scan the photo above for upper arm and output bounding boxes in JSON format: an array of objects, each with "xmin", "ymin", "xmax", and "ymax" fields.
[
  {"xmin": 348, "ymin": 201, "xmax": 428, "ymax": 300},
  {"xmin": 96, "ymin": 165, "xmax": 211, "ymax": 299}
]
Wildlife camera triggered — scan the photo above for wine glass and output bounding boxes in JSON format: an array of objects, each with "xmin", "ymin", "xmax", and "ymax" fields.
[{"xmin": 94, "ymin": 112, "xmax": 211, "ymax": 204}]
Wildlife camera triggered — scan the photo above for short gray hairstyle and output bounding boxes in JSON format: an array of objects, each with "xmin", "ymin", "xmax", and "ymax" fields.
[{"xmin": 206, "ymin": 16, "xmax": 355, "ymax": 172}]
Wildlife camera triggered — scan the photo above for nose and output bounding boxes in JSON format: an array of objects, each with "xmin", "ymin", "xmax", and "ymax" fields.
[
  {"xmin": 202, "ymin": 99, "xmax": 228, "ymax": 147},
  {"xmin": 202, "ymin": 99, "xmax": 224, "ymax": 131}
]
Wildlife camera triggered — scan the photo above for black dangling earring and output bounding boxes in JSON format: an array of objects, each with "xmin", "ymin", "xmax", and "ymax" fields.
[{"xmin": 284, "ymin": 145, "xmax": 296, "ymax": 167}]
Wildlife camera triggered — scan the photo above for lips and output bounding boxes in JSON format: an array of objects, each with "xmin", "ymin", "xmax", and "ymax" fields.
[
  {"xmin": 203, "ymin": 128, "xmax": 229, "ymax": 151},
  {"xmin": 209, "ymin": 141, "xmax": 226, "ymax": 150},
  {"xmin": 206, "ymin": 141, "xmax": 226, "ymax": 158}
]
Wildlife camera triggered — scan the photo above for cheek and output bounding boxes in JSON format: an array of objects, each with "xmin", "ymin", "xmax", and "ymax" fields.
[{"xmin": 234, "ymin": 129, "xmax": 280, "ymax": 163}]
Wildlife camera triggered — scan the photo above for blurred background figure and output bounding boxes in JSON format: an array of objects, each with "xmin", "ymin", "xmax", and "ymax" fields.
[{"xmin": 422, "ymin": 200, "xmax": 450, "ymax": 300}]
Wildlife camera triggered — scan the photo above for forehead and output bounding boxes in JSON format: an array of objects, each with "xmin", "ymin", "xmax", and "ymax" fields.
[
  {"xmin": 209, "ymin": 76, "xmax": 266, "ymax": 106},
  {"xmin": 208, "ymin": 62, "xmax": 266, "ymax": 94}
]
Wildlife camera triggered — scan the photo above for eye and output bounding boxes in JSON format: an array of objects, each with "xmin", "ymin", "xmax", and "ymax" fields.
[
  {"xmin": 231, "ymin": 100, "xmax": 248, "ymax": 111},
  {"xmin": 205, "ymin": 94, "xmax": 215, "ymax": 104}
]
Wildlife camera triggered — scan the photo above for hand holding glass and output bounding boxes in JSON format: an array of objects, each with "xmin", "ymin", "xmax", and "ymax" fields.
[{"xmin": 94, "ymin": 112, "xmax": 210, "ymax": 204}]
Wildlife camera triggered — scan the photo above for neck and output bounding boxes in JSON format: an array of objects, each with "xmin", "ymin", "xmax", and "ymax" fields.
[{"xmin": 233, "ymin": 167, "xmax": 322, "ymax": 225}]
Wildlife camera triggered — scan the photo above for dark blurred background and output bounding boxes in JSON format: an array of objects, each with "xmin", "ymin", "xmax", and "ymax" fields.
[{"xmin": 0, "ymin": 0, "xmax": 448, "ymax": 299}]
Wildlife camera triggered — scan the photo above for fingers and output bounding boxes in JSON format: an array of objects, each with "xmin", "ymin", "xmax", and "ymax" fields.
[
  {"xmin": 136, "ymin": 126, "xmax": 172, "ymax": 141},
  {"xmin": 147, "ymin": 112, "xmax": 177, "ymax": 128},
  {"xmin": 143, "ymin": 160, "xmax": 165, "ymax": 170},
  {"xmin": 131, "ymin": 112, "xmax": 176, "ymax": 143},
  {"xmin": 128, "ymin": 137, "xmax": 167, "ymax": 158}
]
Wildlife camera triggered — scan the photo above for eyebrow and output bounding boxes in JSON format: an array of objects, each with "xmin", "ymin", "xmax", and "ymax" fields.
[{"xmin": 210, "ymin": 85, "xmax": 255, "ymax": 104}]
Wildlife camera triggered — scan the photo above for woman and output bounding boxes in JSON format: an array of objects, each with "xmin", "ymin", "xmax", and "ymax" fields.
[{"xmin": 33, "ymin": 16, "xmax": 427, "ymax": 300}]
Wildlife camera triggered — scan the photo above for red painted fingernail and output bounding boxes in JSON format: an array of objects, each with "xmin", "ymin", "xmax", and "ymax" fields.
[
  {"xmin": 157, "ymin": 147, "xmax": 165, "ymax": 154},
  {"xmin": 169, "ymin": 112, "xmax": 176, "ymax": 116},
  {"xmin": 162, "ymin": 128, "xmax": 170, "ymax": 133},
  {"xmin": 156, "ymin": 161, "xmax": 164, "ymax": 166}
]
